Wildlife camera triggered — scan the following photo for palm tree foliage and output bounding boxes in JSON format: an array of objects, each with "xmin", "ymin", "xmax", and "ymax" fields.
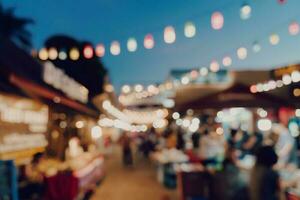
[{"xmin": 0, "ymin": 4, "xmax": 34, "ymax": 49}]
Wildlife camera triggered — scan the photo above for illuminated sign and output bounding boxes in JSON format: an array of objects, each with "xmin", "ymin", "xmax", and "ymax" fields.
[
  {"xmin": 43, "ymin": 62, "xmax": 89, "ymax": 103},
  {"xmin": 0, "ymin": 133, "xmax": 48, "ymax": 153}
]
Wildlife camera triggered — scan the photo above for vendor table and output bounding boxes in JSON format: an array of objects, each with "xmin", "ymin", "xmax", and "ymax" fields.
[{"xmin": 44, "ymin": 154, "xmax": 104, "ymax": 200}]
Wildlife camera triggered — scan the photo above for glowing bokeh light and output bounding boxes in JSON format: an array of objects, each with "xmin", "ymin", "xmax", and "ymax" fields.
[
  {"xmin": 83, "ymin": 45, "xmax": 94, "ymax": 59},
  {"xmin": 164, "ymin": 26, "xmax": 176, "ymax": 44},
  {"xmin": 269, "ymin": 34, "xmax": 280, "ymax": 45},
  {"xmin": 240, "ymin": 4, "xmax": 251, "ymax": 20},
  {"xmin": 237, "ymin": 47, "xmax": 248, "ymax": 60},
  {"xmin": 210, "ymin": 60, "xmax": 220, "ymax": 72},
  {"xmin": 144, "ymin": 34, "xmax": 154, "ymax": 49},
  {"xmin": 289, "ymin": 21, "xmax": 300, "ymax": 36},
  {"xmin": 184, "ymin": 22, "xmax": 196, "ymax": 38},
  {"xmin": 39, "ymin": 48, "xmax": 48, "ymax": 60},
  {"xmin": 48, "ymin": 48, "xmax": 58, "ymax": 60},
  {"xmin": 69, "ymin": 48, "xmax": 80, "ymax": 60},
  {"xmin": 222, "ymin": 56, "xmax": 232, "ymax": 67},
  {"xmin": 211, "ymin": 11, "xmax": 224, "ymax": 30},
  {"xmin": 96, "ymin": 44, "xmax": 105, "ymax": 57},
  {"xmin": 110, "ymin": 41, "xmax": 121, "ymax": 56},
  {"xmin": 127, "ymin": 38, "xmax": 138, "ymax": 52}
]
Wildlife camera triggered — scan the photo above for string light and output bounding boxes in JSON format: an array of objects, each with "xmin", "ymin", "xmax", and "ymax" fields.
[
  {"xmin": 96, "ymin": 44, "xmax": 105, "ymax": 57},
  {"xmin": 251, "ymin": 70, "xmax": 300, "ymax": 94},
  {"xmin": 83, "ymin": 45, "xmax": 94, "ymax": 59},
  {"xmin": 127, "ymin": 38, "xmax": 138, "ymax": 52},
  {"xmin": 291, "ymin": 71, "xmax": 300, "ymax": 82},
  {"xmin": 39, "ymin": 48, "xmax": 48, "ymax": 60},
  {"xmin": 289, "ymin": 21, "xmax": 300, "ymax": 36},
  {"xmin": 237, "ymin": 47, "xmax": 248, "ymax": 60},
  {"xmin": 122, "ymin": 85, "xmax": 131, "ymax": 94},
  {"xmin": 164, "ymin": 26, "xmax": 176, "ymax": 44},
  {"xmin": 144, "ymin": 34, "xmax": 154, "ymax": 49},
  {"xmin": 134, "ymin": 84, "xmax": 143, "ymax": 92},
  {"xmin": 199, "ymin": 67, "xmax": 209, "ymax": 76},
  {"xmin": 69, "ymin": 48, "xmax": 80, "ymax": 60},
  {"xmin": 58, "ymin": 50, "xmax": 67, "ymax": 60},
  {"xmin": 110, "ymin": 41, "xmax": 121, "ymax": 56},
  {"xmin": 269, "ymin": 34, "xmax": 280, "ymax": 45},
  {"xmin": 240, "ymin": 3, "xmax": 252, "ymax": 20},
  {"xmin": 48, "ymin": 48, "xmax": 58, "ymax": 60},
  {"xmin": 184, "ymin": 22, "xmax": 196, "ymax": 38},
  {"xmin": 222, "ymin": 56, "xmax": 232, "ymax": 67},
  {"xmin": 252, "ymin": 41, "xmax": 261, "ymax": 53},
  {"xmin": 210, "ymin": 60, "xmax": 220, "ymax": 72},
  {"xmin": 282, "ymin": 74, "xmax": 292, "ymax": 85},
  {"xmin": 181, "ymin": 76, "xmax": 190, "ymax": 85},
  {"xmin": 211, "ymin": 11, "xmax": 224, "ymax": 30}
]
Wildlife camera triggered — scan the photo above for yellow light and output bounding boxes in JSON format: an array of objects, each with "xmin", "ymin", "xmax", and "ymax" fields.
[
  {"xmin": 75, "ymin": 121, "xmax": 84, "ymax": 129},
  {"xmin": 269, "ymin": 34, "xmax": 280, "ymax": 45},
  {"xmin": 237, "ymin": 47, "xmax": 247, "ymax": 60},
  {"xmin": 48, "ymin": 48, "xmax": 58, "ymax": 60},
  {"xmin": 69, "ymin": 48, "xmax": 80, "ymax": 60},
  {"xmin": 164, "ymin": 26, "xmax": 176, "ymax": 44},
  {"xmin": 127, "ymin": 38, "xmax": 137, "ymax": 52},
  {"xmin": 110, "ymin": 41, "xmax": 121, "ymax": 56},
  {"xmin": 293, "ymin": 88, "xmax": 300, "ymax": 97},
  {"xmin": 184, "ymin": 22, "xmax": 196, "ymax": 38},
  {"xmin": 39, "ymin": 48, "xmax": 48, "ymax": 60},
  {"xmin": 210, "ymin": 60, "xmax": 220, "ymax": 72}
]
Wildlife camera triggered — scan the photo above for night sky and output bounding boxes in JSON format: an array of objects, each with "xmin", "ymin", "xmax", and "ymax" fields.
[{"xmin": 2, "ymin": 0, "xmax": 300, "ymax": 90}]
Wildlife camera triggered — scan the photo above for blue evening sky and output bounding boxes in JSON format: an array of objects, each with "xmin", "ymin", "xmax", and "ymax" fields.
[{"xmin": 2, "ymin": 0, "xmax": 300, "ymax": 89}]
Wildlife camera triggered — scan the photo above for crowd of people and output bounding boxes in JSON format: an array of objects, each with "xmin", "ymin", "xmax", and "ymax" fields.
[{"xmin": 119, "ymin": 116, "xmax": 299, "ymax": 200}]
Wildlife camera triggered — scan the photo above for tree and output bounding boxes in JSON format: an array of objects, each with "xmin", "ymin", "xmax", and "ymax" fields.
[{"xmin": 0, "ymin": 4, "xmax": 33, "ymax": 49}]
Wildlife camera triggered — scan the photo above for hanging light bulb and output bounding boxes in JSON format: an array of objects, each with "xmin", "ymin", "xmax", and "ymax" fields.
[
  {"xmin": 48, "ymin": 47, "xmax": 58, "ymax": 60},
  {"xmin": 210, "ymin": 60, "xmax": 220, "ymax": 72},
  {"xmin": 83, "ymin": 45, "xmax": 94, "ymax": 59},
  {"xmin": 38, "ymin": 48, "xmax": 48, "ymax": 60},
  {"xmin": 164, "ymin": 26, "xmax": 176, "ymax": 44},
  {"xmin": 199, "ymin": 67, "xmax": 209, "ymax": 76},
  {"xmin": 222, "ymin": 56, "xmax": 232, "ymax": 67},
  {"xmin": 184, "ymin": 22, "xmax": 196, "ymax": 38},
  {"xmin": 69, "ymin": 48, "xmax": 80, "ymax": 60},
  {"xmin": 127, "ymin": 38, "xmax": 138, "ymax": 52},
  {"xmin": 110, "ymin": 41, "xmax": 121, "ymax": 56},
  {"xmin": 237, "ymin": 47, "xmax": 248, "ymax": 60},
  {"xmin": 240, "ymin": 3, "xmax": 252, "ymax": 20},
  {"xmin": 211, "ymin": 11, "xmax": 224, "ymax": 30},
  {"xmin": 144, "ymin": 34, "xmax": 154, "ymax": 49},
  {"xmin": 58, "ymin": 50, "xmax": 67, "ymax": 60},
  {"xmin": 289, "ymin": 21, "xmax": 300, "ymax": 36},
  {"xmin": 252, "ymin": 41, "xmax": 261, "ymax": 53},
  {"xmin": 96, "ymin": 44, "xmax": 105, "ymax": 57},
  {"xmin": 269, "ymin": 34, "xmax": 280, "ymax": 45}
]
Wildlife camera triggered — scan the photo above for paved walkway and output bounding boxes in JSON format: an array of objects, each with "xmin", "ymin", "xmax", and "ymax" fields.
[{"xmin": 91, "ymin": 146, "xmax": 178, "ymax": 200}]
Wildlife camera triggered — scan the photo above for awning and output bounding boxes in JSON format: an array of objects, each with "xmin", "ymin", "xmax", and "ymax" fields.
[
  {"xmin": 9, "ymin": 73, "xmax": 98, "ymax": 117},
  {"xmin": 177, "ymin": 83, "xmax": 295, "ymax": 111}
]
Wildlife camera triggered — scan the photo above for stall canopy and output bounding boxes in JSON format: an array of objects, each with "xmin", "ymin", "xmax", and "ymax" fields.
[{"xmin": 177, "ymin": 83, "xmax": 295, "ymax": 111}]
